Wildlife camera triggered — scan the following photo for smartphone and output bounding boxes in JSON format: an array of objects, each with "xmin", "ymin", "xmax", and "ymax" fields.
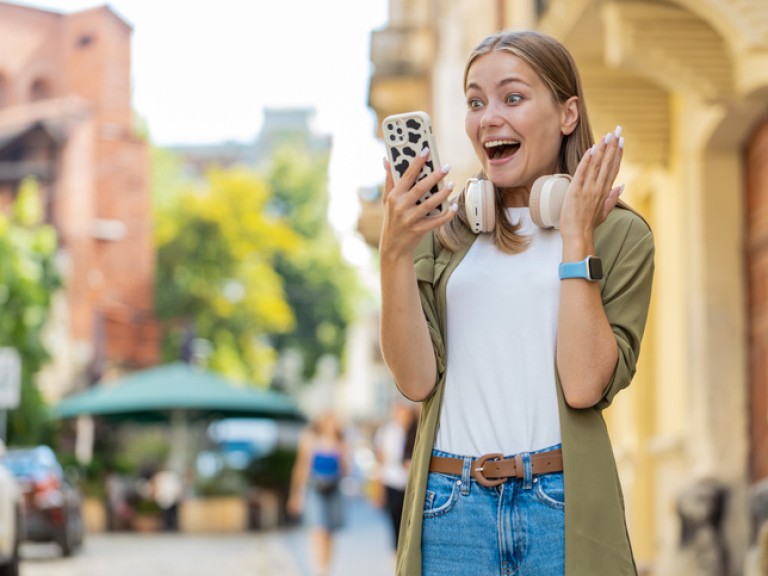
[{"xmin": 382, "ymin": 111, "xmax": 447, "ymax": 217}]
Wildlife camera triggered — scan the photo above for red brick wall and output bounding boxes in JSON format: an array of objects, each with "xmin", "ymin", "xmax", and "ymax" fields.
[
  {"xmin": 64, "ymin": 8, "xmax": 133, "ymax": 128},
  {"xmin": 0, "ymin": 3, "xmax": 64, "ymax": 105},
  {"xmin": 0, "ymin": 1, "xmax": 158, "ymax": 375}
]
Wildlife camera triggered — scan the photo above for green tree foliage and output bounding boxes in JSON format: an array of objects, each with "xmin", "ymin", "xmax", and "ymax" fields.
[
  {"xmin": 0, "ymin": 179, "xmax": 61, "ymax": 445},
  {"xmin": 154, "ymin": 142, "xmax": 361, "ymax": 386},
  {"xmin": 267, "ymin": 149, "xmax": 360, "ymax": 382},
  {"xmin": 155, "ymin": 167, "xmax": 301, "ymax": 384},
  {"xmin": 150, "ymin": 147, "xmax": 187, "ymax": 213}
]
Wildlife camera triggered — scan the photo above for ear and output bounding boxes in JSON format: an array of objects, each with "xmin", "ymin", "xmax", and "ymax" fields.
[{"xmin": 560, "ymin": 96, "xmax": 579, "ymax": 136}]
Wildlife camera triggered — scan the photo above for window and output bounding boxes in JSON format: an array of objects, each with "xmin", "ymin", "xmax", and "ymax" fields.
[
  {"xmin": 535, "ymin": 0, "xmax": 551, "ymax": 19},
  {"xmin": 77, "ymin": 34, "xmax": 95, "ymax": 48}
]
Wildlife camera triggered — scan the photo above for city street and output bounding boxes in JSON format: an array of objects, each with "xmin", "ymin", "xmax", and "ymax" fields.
[{"xmin": 20, "ymin": 496, "xmax": 396, "ymax": 576}]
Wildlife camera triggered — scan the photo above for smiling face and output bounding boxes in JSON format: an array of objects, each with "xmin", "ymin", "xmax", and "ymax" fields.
[{"xmin": 464, "ymin": 50, "xmax": 579, "ymax": 203}]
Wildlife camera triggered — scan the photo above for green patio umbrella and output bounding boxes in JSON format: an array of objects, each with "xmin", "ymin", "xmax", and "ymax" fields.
[
  {"xmin": 52, "ymin": 362, "xmax": 305, "ymax": 422},
  {"xmin": 51, "ymin": 362, "xmax": 306, "ymax": 471}
]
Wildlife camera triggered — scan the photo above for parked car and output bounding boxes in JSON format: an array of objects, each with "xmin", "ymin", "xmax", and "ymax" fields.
[
  {"xmin": 0, "ymin": 441, "xmax": 22, "ymax": 576},
  {"xmin": 1, "ymin": 445, "xmax": 83, "ymax": 556}
]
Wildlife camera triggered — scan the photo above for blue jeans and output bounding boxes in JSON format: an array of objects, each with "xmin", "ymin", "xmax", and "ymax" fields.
[{"xmin": 422, "ymin": 447, "xmax": 565, "ymax": 576}]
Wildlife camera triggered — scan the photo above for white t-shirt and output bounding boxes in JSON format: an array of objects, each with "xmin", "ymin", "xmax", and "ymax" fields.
[
  {"xmin": 434, "ymin": 207, "xmax": 563, "ymax": 457},
  {"xmin": 374, "ymin": 421, "xmax": 409, "ymax": 490},
  {"xmin": 153, "ymin": 470, "xmax": 183, "ymax": 509}
]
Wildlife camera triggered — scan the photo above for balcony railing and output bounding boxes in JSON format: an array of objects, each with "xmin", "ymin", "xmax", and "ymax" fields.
[{"xmin": 0, "ymin": 159, "xmax": 54, "ymax": 182}]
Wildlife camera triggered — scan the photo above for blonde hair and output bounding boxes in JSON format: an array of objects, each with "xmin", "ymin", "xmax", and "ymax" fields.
[{"xmin": 436, "ymin": 30, "xmax": 595, "ymax": 254}]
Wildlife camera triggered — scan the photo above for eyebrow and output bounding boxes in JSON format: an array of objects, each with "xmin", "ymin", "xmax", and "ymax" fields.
[{"xmin": 466, "ymin": 76, "xmax": 532, "ymax": 92}]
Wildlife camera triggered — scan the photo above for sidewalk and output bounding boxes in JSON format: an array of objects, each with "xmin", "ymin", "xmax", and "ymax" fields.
[
  {"xmin": 274, "ymin": 493, "xmax": 397, "ymax": 576},
  {"xmin": 19, "ymin": 493, "xmax": 396, "ymax": 576}
]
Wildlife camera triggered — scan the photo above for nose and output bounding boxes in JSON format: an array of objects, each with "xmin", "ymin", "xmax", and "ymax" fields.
[{"xmin": 480, "ymin": 100, "xmax": 503, "ymax": 129}]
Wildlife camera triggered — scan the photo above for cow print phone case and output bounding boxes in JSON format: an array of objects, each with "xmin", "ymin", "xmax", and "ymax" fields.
[{"xmin": 382, "ymin": 111, "xmax": 446, "ymax": 218}]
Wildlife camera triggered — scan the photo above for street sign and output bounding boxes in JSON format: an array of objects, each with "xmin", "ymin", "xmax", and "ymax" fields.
[{"xmin": 0, "ymin": 348, "xmax": 20, "ymax": 409}]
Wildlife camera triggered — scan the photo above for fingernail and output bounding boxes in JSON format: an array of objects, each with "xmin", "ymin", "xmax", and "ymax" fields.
[
  {"xmin": 604, "ymin": 132, "xmax": 614, "ymax": 144},
  {"xmin": 619, "ymin": 184, "xmax": 625, "ymax": 195},
  {"xmin": 590, "ymin": 144, "xmax": 597, "ymax": 154},
  {"xmin": 450, "ymin": 203, "xmax": 459, "ymax": 212},
  {"xmin": 614, "ymin": 125, "xmax": 623, "ymax": 138},
  {"xmin": 420, "ymin": 147, "xmax": 430, "ymax": 158},
  {"xmin": 446, "ymin": 181, "xmax": 455, "ymax": 191},
  {"xmin": 619, "ymin": 137, "xmax": 624, "ymax": 149},
  {"xmin": 441, "ymin": 163, "xmax": 451, "ymax": 174}
]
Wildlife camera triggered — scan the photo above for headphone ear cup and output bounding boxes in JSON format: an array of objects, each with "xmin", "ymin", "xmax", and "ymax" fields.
[
  {"xmin": 530, "ymin": 174, "xmax": 571, "ymax": 228},
  {"xmin": 466, "ymin": 178, "xmax": 495, "ymax": 233},
  {"xmin": 529, "ymin": 177, "xmax": 545, "ymax": 228},
  {"xmin": 479, "ymin": 179, "xmax": 495, "ymax": 233}
]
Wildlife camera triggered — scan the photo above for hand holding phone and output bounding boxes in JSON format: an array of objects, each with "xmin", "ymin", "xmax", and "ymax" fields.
[{"xmin": 382, "ymin": 111, "xmax": 447, "ymax": 218}]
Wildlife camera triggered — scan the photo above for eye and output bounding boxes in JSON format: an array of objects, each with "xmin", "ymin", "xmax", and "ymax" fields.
[
  {"xmin": 505, "ymin": 94, "xmax": 523, "ymax": 105},
  {"xmin": 467, "ymin": 98, "xmax": 484, "ymax": 111}
]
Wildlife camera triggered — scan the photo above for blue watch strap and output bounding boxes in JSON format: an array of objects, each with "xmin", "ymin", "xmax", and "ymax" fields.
[
  {"xmin": 559, "ymin": 260, "xmax": 589, "ymax": 280},
  {"xmin": 559, "ymin": 256, "xmax": 602, "ymax": 281}
]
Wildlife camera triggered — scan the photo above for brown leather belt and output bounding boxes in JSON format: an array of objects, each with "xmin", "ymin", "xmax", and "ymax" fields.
[{"xmin": 429, "ymin": 449, "xmax": 563, "ymax": 487}]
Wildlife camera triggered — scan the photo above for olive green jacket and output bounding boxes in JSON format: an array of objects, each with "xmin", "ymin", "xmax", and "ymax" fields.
[{"xmin": 396, "ymin": 206, "xmax": 655, "ymax": 576}]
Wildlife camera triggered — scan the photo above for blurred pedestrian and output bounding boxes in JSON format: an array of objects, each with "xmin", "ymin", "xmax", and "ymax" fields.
[
  {"xmin": 373, "ymin": 401, "xmax": 415, "ymax": 553},
  {"xmin": 152, "ymin": 466, "xmax": 183, "ymax": 531},
  {"xmin": 288, "ymin": 411, "xmax": 350, "ymax": 576},
  {"xmin": 105, "ymin": 467, "xmax": 131, "ymax": 531},
  {"xmin": 379, "ymin": 29, "xmax": 654, "ymax": 576}
]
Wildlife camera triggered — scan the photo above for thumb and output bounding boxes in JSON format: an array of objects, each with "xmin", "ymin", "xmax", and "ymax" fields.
[{"xmin": 382, "ymin": 158, "xmax": 394, "ymax": 203}]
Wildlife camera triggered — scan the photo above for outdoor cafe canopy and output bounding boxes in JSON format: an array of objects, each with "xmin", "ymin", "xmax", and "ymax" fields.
[
  {"xmin": 51, "ymin": 362, "xmax": 306, "ymax": 470},
  {"xmin": 51, "ymin": 362, "xmax": 306, "ymax": 423}
]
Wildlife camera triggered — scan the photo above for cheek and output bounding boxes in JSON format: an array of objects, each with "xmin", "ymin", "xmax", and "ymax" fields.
[
  {"xmin": 524, "ymin": 115, "xmax": 563, "ymax": 158},
  {"xmin": 465, "ymin": 114, "xmax": 485, "ymax": 155}
]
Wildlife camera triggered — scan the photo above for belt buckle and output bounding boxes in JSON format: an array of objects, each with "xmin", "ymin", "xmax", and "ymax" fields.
[{"xmin": 472, "ymin": 453, "xmax": 505, "ymax": 487}]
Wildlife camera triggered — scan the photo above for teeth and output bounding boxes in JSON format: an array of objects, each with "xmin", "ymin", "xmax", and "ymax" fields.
[{"xmin": 484, "ymin": 140, "xmax": 519, "ymax": 148}]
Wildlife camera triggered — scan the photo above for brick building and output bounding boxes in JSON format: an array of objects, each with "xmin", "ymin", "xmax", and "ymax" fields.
[{"xmin": 0, "ymin": 2, "xmax": 158, "ymax": 400}]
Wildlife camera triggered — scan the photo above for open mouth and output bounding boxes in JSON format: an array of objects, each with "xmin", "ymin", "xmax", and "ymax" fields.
[{"xmin": 484, "ymin": 139, "xmax": 520, "ymax": 160}]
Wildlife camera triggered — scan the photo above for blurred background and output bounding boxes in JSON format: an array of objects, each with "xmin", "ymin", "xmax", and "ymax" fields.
[{"xmin": 0, "ymin": 0, "xmax": 766, "ymax": 575}]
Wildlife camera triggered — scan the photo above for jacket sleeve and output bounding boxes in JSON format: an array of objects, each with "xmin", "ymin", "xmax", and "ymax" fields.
[
  {"xmin": 412, "ymin": 232, "xmax": 447, "ymax": 398},
  {"xmin": 594, "ymin": 210, "xmax": 655, "ymax": 410}
]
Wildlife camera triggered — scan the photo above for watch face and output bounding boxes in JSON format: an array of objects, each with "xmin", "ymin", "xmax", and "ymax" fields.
[{"xmin": 588, "ymin": 257, "xmax": 603, "ymax": 280}]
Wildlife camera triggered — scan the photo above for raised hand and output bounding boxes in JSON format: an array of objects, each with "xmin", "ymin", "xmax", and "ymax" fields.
[
  {"xmin": 559, "ymin": 125, "xmax": 624, "ymax": 242},
  {"xmin": 379, "ymin": 148, "xmax": 455, "ymax": 259}
]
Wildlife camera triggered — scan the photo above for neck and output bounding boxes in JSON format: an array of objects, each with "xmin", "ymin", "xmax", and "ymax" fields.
[{"xmin": 500, "ymin": 186, "xmax": 530, "ymax": 207}]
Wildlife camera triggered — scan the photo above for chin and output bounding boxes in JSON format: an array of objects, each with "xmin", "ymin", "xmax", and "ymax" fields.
[
  {"xmin": 487, "ymin": 174, "xmax": 529, "ymax": 191},
  {"xmin": 482, "ymin": 163, "xmax": 519, "ymax": 185}
]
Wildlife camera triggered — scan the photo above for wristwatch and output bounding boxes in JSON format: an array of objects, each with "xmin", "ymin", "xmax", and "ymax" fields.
[{"xmin": 559, "ymin": 256, "xmax": 603, "ymax": 281}]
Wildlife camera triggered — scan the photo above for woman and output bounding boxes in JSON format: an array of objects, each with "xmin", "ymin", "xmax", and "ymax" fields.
[
  {"xmin": 288, "ymin": 411, "xmax": 349, "ymax": 576},
  {"xmin": 374, "ymin": 401, "xmax": 416, "ymax": 553},
  {"xmin": 379, "ymin": 30, "xmax": 654, "ymax": 576}
]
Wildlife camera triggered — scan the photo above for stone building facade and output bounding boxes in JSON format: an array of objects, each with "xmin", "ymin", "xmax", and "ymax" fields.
[
  {"xmin": 362, "ymin": 0, "xmax": 768, "ymax": 573},
  {"xmin": 0, "ymin": 2, "xmax": 158, "ymax": 400},
  {"xmin": 166, "ymin": 107, "xmax": 332, "ymax": 180}
]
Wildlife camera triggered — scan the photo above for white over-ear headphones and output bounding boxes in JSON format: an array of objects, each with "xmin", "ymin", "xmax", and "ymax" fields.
[
  {"xmin": 465, "ymin": 174, "xmax": 572, "ymax": 233},
  {"xmin": 465, "ymin": 178, "xmax": 496, "ymax": 233}
]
